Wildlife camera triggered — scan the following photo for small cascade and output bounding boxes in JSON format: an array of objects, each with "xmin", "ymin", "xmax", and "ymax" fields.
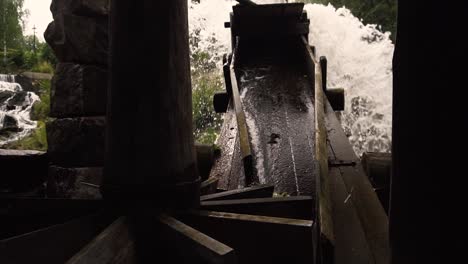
[{"xmin": 0, "ymin": 74, "xmax": 40, "ymax": 146}]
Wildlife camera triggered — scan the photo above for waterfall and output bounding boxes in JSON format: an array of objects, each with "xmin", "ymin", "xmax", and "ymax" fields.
[
  {"xmin": 0, "ymin": 74, "xmax": 40, "ymax": 146},
  {"xmin": 188, "ymin": 0, "xmax": 394, "ymax": 156}
]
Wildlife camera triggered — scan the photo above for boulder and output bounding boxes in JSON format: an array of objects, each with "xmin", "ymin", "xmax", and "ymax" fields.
[
  {"xmin": 51, "ymin": 0, "xmax": 110, "ymax": 19},
  {"xmin": 14, "ymin": 75, "xmax": 37, "ymax": 93},
  {"xmin": 0, "ymin": 149, "xmax": 48, "ymax": 192},
  {"xmin": 5, "ymin": 91, "xmax": 28, "ymax": 108},
  {"xmin": 47, "ymin": 116, "xmax": 105, "ymax": 166},
  {"xmin": 47, "ymin": 166, "xmax": 103, "ymax": 199},
  {"xmin": 0, "ymin": 90, "xmax": 14, "ymax": 104},
  {"xmin": 44, "ymin": 14, "xmax": 108, "ymax": 66},
  {"xmin": 51, "ymin": 63, "xmax": 107, "ymax": 118},
  {"xmin": 0, "ymin": 115, "xmax": 21, "ymax": 135}
]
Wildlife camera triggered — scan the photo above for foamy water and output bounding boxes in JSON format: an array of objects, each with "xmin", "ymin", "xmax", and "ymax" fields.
[
  {"xmin": 0, "ymin": 74, "xmax": 40, "ymax": 146},
  {"xmin": 188, "ymin": 0, "xmax": 394, "ymax": 156}
]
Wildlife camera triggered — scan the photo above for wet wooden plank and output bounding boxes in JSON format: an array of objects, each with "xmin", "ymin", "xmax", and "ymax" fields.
[
  {"xmin": 302, "ymin": 36, "xmax": 335, "ymax": 248},
  {"xmin": 66, "ymin": 216, "xmax": 136, "ymax": 264},
  {"xmin": 158, "ymin": 214, "xmax": 237, "ymax": 264},
  {"xmin": 328, "ymin": 167, "xmax": 373, "ymax": 264},
  {"xmin": 180, "ymin": 210, "xmax": 314, "ymax": 264},
  {"xmin": 0, "ymin": 211, "xmax": 114, "ymax": 264},
  {"xmin": 208, "ymin": 100, "xmax": 238, "ymax": 190},
  {"xmin": 230, "ymin": 38, "xmax": 254, "ymax": 184},
  {"xmin": 200, "ymin": 184, "xmax": 274, "ymax": 201},
  {"xmin": 337, "ymin": 165, "xmax": 390, "ymax": 264},
  {"xmin": 200, "ymin": 196, "xmax": 314, "ymax": 220},
  {"xmin": 324, "ymin": 94, "xmax": 390, "ymax": 263}
]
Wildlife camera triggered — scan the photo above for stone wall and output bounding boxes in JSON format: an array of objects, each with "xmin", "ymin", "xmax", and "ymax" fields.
[{"xmin": 44, "ymin": 0, "xmax": 110, "ymax": 199}]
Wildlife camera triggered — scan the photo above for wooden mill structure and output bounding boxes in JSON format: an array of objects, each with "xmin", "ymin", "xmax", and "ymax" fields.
[{"xmin": 0, "ymin": 0, "xmax": 424, "ymax": 263}]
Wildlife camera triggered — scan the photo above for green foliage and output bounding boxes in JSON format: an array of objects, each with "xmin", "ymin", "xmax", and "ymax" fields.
[
  {"xmin": 30, "ymin": 80, "xmax": 50, "ymax": 121},
  {"xmin": 0, "ymin": 0, "xmax": 26, "ymax": 56},
  {"xmin": 301, "ymin": 0, "xmax": 397, "ymax": 41},
  {"xmin": 3, "ymin": 121, "xmax": 47, "ymax": 151},
  {"xmin": 191, "ymin": 59, "xmax": 224, "ymax": 144}
]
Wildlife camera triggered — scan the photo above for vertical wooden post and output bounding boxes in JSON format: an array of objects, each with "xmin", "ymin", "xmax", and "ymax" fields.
[{"xmin": 102, "ymin": 0, "xmax": 200, "ymax": 209}]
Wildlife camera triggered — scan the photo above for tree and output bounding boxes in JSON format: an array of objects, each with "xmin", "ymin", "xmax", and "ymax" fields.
[{"xmin": 0, "ymin": 0, "xmax": 27, "ymax": 66}]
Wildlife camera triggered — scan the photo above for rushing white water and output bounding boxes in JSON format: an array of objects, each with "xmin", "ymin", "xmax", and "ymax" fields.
[
  {"xmin": 190, "ymin": 0, "xmax": 394, "ymax": 156},
  {"xmin": 0, "ymin": 74, "xmax": 40, "ymax": 146}
]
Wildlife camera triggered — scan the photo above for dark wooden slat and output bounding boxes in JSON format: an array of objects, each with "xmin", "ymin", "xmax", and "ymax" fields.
[
  {"xmin": 180, "ymin": 210, "xmax": 314, "ymax": 264},
  {"xmin": 200, "ymin": 177, "xmax": 219, "ymax": 195},
  {"xmin": 324, "ymin": 97, "xmax": 390, "ymax": 263},
  {"xmin": 233, "ymin": 3, "xmax": 304, "ymax": 18},
  {"xmin": 234, "ymin": 23, "xmax": 310, "ymax": 38},
  {"xmin": 200, "ymin": 184, "xmax": 274, "ymax": 201},
  {"xmin": 230, "ymin": 38, "xmax": 254, "ymax": 184},
  {"xmin": 0, "ymin": 211, "xmax": 114, "ymax": 264},
  {"xmin": 302, "ymin": 36, "xmax": 335, "ymax": 249},
  {"xmin": 362, "ymin": 152, "xmax": 391, "ymax": 213},
  {"xmin": 328, "ymin": 167, "xmax": 373, "ymax": 264},
  {"xmin": 157, "ymin": 214, "xmax": 237, "ymax": 264},
  {"xmin": 0, "ymin": 198, "xmax": 104, "ymax": 239},
  {"xmin": 200, "ymin": 196, "xmax": 314, "ymax": 220},
  {"xmin": 66, "ymin": 216, "xmax": 136, "ymax": 264}
]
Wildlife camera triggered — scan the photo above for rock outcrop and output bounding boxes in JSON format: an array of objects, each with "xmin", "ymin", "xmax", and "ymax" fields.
[{"xmin": 44, "ymin": 0, "xmax": 109, "ymax": 199}]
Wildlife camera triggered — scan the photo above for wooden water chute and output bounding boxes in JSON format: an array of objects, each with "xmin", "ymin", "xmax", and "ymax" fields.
[{"xmin": 212, "ymin": 2, "xmax": 390, "ymax": 264}]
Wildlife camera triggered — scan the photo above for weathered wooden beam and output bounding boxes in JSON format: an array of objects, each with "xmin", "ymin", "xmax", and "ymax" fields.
[
  {"xmin": 230, "ymin": 37, "xmax": 254, "ymax": 185},
  {"xmin": 328, "ymin": 167, "xmax": 373, "ymax": 263},
  {"xmin": 362, "ymin": 152, "xmax": 391, "ymax": 213},
  {"xmin": 320, "ymin": 56, "xmax": 327, "ymax": 91},
  {"xmin": 200, "ymin": 177, "xmax": 219, "ymax": 195},
  {"xmin": 103, "ymin": 0, "xmax": 200, "ymax": 208},
  {"xmin": 324, "ymin": 99, "xmax": 390, "ymax": 264},
  {"xmin": 200, "ymin": 196, "xmax": 314, "ymax": 220},
  {"xmin": 157, "ymin": 214, "xmax": 237, "ymax": 264},
  {"xmin": 302, "ymin": 36, "xmax": 335, "ymax": 255},
  {"xmin": 66, "ymin": 216, "xmax": 136, "ymax": 264},
  {"xmin": 0, "ymin": 211, "xmax": 114, "ymax": 264},
  {"xmin": 180, "ymin": 210, "xmax": 314, "ymax": 264},
  {"xmin": 200, "ymin": 184, "xmax": 274, "ymax": 201}
]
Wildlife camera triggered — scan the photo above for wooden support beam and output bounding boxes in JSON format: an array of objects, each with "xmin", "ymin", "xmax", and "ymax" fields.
[
  {"xmin": 0, "ymin": 211, "xmax": 114, "ymax": 264},
  {"xmin": 362, "ymin": 152, "xmax": 391, "ymax": 213},
  {"xmin": 200, "ymin": 178, "xmax": 219, "ymax": 195},
  {"xmin": 66, "ymin": 216, "xmax": 136, "ymax": 264},
  {"xmin": 324, "ymin": 99, "xmax": 390, "ymax": 264},
  {"xmin": 157, "ymin": 214, "xmax": 237, "ymax": 264},
  {"xmin": 230, "ymin": 37, "xmax": 254, "ymax": 185},
  {"xmin": 104, "ymin": 0, "xmax": 200, "ymax": 208},
  {"xmin": 301, "ymin": 37, "xmax": 335, "ymax": 258},
  {"xmin": 200, "ymin": 184, "xmax": 274, "ymax": 201},
  {"xmin": 180, "ymin": 210, "xmax": 314, "ymax": 264},
  {"xmin": 200, "ymin": 196, "xmax": 314, "ymax": 220}
]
